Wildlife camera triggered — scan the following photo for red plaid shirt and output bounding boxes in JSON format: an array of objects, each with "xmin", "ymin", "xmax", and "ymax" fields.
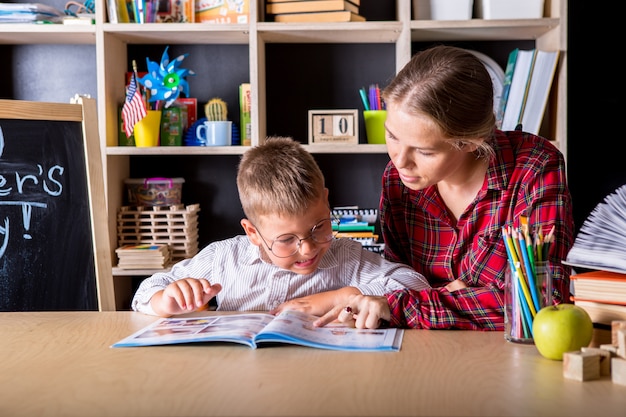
[{"xmin": 381, "ymin": 130, "xmax": 574, "ymax": 330}]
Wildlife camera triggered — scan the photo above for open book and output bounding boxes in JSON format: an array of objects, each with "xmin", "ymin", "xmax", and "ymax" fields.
[
  {"xmin": 564, "ymin": 184, "xmax": 626, "ymax": 273},
  {"xmin": 112, "ymin": 309, "xmax": 404, "ymax": 351}
]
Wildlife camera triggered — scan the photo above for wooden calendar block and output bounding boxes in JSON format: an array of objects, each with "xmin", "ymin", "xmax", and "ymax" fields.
[
  {"xmin": 563, "ymin": 351, "xmax": 600, "ymax": 381},
  {"xmin": 308, "ymin": 109, "xmax": 358, "ymax": 144}
]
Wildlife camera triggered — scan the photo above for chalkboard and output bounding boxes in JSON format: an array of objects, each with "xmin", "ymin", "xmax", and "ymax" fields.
[{"xmin": 0, "ymin": 98, "xmax": 115, "ymax": 311}]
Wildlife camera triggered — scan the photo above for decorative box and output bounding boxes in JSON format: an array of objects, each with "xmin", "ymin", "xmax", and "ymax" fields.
[
  {"xmin": 125, "ymin": 177, "xmax": 185, "ymax": 207},
  {"xmin": 474, "ymin": 0, "xmax": 544, "ymax": 19},
  {"xmin": 413, "ymin": 0, "xmax": 473, "ymax": 20},
  {"xmin": 195, "ymin": 0, "xmax": 249, "ymax": 24}
]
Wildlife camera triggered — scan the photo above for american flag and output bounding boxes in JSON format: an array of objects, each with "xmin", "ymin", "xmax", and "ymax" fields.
[{"xmin": 122, "ymin": 74, "xmax": 147, "ymax": 137}]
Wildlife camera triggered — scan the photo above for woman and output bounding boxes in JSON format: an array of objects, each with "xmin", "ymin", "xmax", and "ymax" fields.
[{"xmin": 315, "ymin": 45, "xmax": 574, "ymax": 330}]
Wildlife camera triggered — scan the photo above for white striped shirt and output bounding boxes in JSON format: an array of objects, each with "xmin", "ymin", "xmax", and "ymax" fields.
[{"xmin": 132, "ymin": 235, "xmax": 429, "ymax": 315}]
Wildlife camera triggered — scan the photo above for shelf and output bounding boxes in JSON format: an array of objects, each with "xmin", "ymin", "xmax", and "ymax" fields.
[
  {"xmin": 410, "ymin": 18, "xmax": 560, "ymax": 42},
  {"xmin": 112, "ymin": 266, "xmax": 171, "ymax": 276},
  {"xmin": 103, "ymin": 23, "xmax": 251, "ymax": 44},
  {"xmin": 0, "ymin": 23, "xmax": 96, "ymax": 44},
  {"xmin": 107, "ymin": 146, "xmax": 249, "ymax": 155},
  {"xmin": 107, "ymin": 144, "xmax": 388, "ymax": 155},
  {"xmin": 257, "ymin": 21, "xmax": 403, "ymax": 43}
]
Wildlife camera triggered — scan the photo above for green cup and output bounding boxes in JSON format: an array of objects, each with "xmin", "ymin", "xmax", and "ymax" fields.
[{"xmin": 363, "ymin": 110, "xmax": 387, "ymax": 144}]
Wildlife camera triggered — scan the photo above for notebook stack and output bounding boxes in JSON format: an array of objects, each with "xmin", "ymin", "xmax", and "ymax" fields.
[
  {"xmin": 116, "ymin": 244, "xmax": 171, "ymax": 270},
  {"xmin": 332, "ymin": 207, "xmax": 384, "ymax": 254},
  {"xmin": 266, "ymin": 0, "xmax": 365, "ymax": 23}
]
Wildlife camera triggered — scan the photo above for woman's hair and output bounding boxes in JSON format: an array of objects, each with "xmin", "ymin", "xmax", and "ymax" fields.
[
  {"xmin": 382, "ymin": 45, "xmax": 496, "ymax": 159},
  {"xmin": 236, "ymin": 136, "xmax": 326, "ymax": 222}
]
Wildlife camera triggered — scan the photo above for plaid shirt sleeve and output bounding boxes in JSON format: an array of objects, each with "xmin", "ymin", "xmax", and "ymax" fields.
[
  {"xmin": 380, "ymin": 131, "xmax": 574, "ymax": 331},
  {"xmin": 385, "ymin": 287, "xmax": 504, "ymax": 330}
]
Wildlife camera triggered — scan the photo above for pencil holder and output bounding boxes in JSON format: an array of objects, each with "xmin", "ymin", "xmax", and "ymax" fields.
[
  {"xmin": 134, "ymin": 110, "xmax": 162, "ymax": 147},
  {"xmin": 504, "ymin": 261, "xmax": 552, "ymax": 344},
  {"xmin": 363, "ymin": 110, "xmax": 387, "ymax": 144}
]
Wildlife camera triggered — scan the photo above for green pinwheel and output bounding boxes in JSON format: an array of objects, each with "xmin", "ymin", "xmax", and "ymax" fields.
[{"xmin": 139, "ymin": 46, "xmax": 194, "ymax": 109}]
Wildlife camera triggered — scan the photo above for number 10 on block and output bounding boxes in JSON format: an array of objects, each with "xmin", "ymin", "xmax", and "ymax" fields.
[{"xmin": 308, "ymin": 110, "xmax": 358, "ymax": 145}]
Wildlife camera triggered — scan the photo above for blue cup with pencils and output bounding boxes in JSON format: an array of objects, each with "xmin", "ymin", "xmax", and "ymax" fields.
[{"xmin": 504, "ymin": 261, "xmax": 553, "ymax": 344}]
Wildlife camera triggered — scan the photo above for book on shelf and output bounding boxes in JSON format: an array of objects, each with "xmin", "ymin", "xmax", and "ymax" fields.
[
  {"xmin": 239, "ymin": 83, "xmax": 252, "ymax": 146},
  {"xmin": 564, "ymin": 184, "xmax": 626, "ymax": 274},
  {"xmin": 495, "ymin": 48, "xmax": 518, "ymax": 129},
  {"xmin": 573, "ymin": 299, "xmax": 626, "ymax": 326},
  {"xmin": 272, "ymin": 10, "xmax": 365, "ymax": 22},
  {"xmin": 106, "ymin": 0, "xmax": 119, "ymax": 23},
  {"xmin": 116, "ymin": 244, "xmax": 171, "ymax": 269},
  {"xmin": 519, "ymin": 50, "xmax": 559, "ymax": 135},
  {"xmin": 570, "ymin": 270, "xmax": 626, "ymax": 305},
  {"xmin": 266, "ymin": 0, "xmax": 359, "ymax": 15},
  {"xmin": 111, "ymin": 309, "xmax": 404, "ymax": 351},
  {"xmin": 500, "ymin": 49, "xmax": 536, "ymax": 131}
]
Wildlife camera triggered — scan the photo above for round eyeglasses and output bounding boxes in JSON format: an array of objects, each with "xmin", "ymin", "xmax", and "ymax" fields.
[{"xmin": 254, "ymin": 218, "xmax": 339, "ymax": 258}]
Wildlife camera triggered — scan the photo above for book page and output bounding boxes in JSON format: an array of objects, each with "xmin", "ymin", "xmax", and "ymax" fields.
[
  {"xmin": 112, "ymin": 313, "xmax": 274, "ymax": 348},
  {"xmin": 566, "ymin": 184, "xmax": 626, "ymax": 273},
  {"xmin": 256, "ymin": 310, "xmax": 403, "ymax": 351}
]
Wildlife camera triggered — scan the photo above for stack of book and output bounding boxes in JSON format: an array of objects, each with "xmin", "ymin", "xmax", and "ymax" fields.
[
  {"xmin": 565, "ymin": 184, "xmax": 626, "ymax": 326},
  {"xmin": 332, "ymin": 207, "xmax": 384, "ymax": 254},
  {"xmin": 570, "ymin": 271, "xmax": 626, "ymax": 326},
  {"xmin": 116, "ymin": 244, "xmax": 171, "ymax": 270},
  {"xmin": 266, "ymin": 0, "xmax": 364, "ymax": 23}
]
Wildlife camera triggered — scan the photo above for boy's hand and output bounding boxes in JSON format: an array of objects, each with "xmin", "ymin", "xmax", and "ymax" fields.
[
  {"xmin": 151, "ymin": 278, "xmax": 221, "ymax": 316},
  {"xmin": 313, "ymin": 294, "xmax": 391, "ymax": 329}
]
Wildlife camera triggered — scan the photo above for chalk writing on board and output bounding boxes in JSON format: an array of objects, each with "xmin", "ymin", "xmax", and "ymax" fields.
[{"xmin": 0, "ymin": 126, "xmax": 65, "ymax": 259}]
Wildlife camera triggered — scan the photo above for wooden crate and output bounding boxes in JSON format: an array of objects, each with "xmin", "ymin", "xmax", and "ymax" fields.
[{"xmin": 117, "ymin": 204, "xmax": 200, "ymax": 260}]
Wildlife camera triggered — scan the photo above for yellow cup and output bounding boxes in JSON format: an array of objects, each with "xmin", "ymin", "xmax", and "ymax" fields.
[
  {"xmin": 134, "ymin": 110, "xmax": 162, "ymax": 147},
  {"xmin": 363, "ymin": 110, "xmax": 387, "ymax": 144}
]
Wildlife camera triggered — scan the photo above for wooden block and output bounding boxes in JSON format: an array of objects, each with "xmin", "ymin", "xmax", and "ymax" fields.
[
  {"xmin": 563, "ymin": 351, "xmax": 600, "ymax": 381},
  {"xmin": 581, "ymin": 347, "xmax": 612, "ymax": 376},
  {"xmin": 612, "ymin": 320, "xmax": 626, "ymax": 346},
  {"xmin": 611, "ymin": 357, "xmax": 626, "ymax": 386},
  {"xmin": 617, "ymin": 329, "xmax": 626, "ymax": 359},
  {"xmin": 600, "ymin": 343, "xmax": 618, "ymax": 355}
]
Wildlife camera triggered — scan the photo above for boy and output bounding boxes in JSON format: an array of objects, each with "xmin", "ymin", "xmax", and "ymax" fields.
[{"xmin": 131, "ymin": 136, "xmax": 429, "ymax": 317}]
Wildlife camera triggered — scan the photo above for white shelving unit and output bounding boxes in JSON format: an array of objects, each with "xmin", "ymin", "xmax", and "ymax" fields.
[{"xmin": 1, "ymin": 0, "xmax": 567, "ymax": 309}]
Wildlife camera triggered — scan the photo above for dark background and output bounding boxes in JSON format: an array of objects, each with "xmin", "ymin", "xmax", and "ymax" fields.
[{"xmin": 567, "ymin": 4, "xmax": 622, "ymax": 230}]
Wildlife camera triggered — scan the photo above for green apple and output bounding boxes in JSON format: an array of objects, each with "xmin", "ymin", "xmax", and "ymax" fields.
[{"xmin": 532, "ymin": 304, "xmax": 594, "ymax": 360}]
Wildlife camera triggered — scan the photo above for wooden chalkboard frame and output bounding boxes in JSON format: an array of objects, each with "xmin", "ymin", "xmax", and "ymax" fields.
[{"xmin": 0, "ymin": 97, "xmax": 115, "ymax": 311}]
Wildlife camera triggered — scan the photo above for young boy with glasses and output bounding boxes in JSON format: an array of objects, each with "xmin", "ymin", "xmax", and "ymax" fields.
[{"xmin": 132, "ymin": 136, "xmax": 429, "ymax": 317}]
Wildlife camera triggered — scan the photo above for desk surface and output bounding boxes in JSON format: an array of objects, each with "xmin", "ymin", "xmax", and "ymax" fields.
[{"xmin": 1, "ymin": 311, "xmax": 624, "ymax": 417}]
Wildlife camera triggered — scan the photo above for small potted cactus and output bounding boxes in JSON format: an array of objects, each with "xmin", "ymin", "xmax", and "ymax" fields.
[
  {"xmin": 205, "ymin": 97, "xmax": 228, "ymax": 121},
  {"xmin": 196, "ymin": 97, "xmax": 232, "ymax": 146}
]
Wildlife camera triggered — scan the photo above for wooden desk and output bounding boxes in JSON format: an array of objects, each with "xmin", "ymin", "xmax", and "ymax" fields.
[{"xmin": 1, "ymin": 312, "xmax": 624, "ymax": 417}]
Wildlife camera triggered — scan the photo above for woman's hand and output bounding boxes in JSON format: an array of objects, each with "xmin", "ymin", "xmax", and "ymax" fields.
[
  {"xmin": 151, "ymin": 278, "xmax": 222, "ymax": 316},
  {"xmin": 313, "ymin": 294, "xmax": 391, "ymax": 329},
  {"xmin": 270, "ymin": 287, "xmax": 361, "ymax": 317},
  {"xmin": 444, "ymin": 279, "xmax": 467, "ymax": 292}
]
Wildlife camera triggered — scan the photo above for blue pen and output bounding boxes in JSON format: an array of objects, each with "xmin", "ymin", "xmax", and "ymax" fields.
[{"xmin": 359, "ymin": 88, "xmax": 370, "ymax": 111}]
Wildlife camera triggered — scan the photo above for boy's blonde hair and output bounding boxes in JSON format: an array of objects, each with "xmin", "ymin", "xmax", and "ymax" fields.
[{"xmin": 237, "ymin": 136, "xmax": 326, "ymax": 222}]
